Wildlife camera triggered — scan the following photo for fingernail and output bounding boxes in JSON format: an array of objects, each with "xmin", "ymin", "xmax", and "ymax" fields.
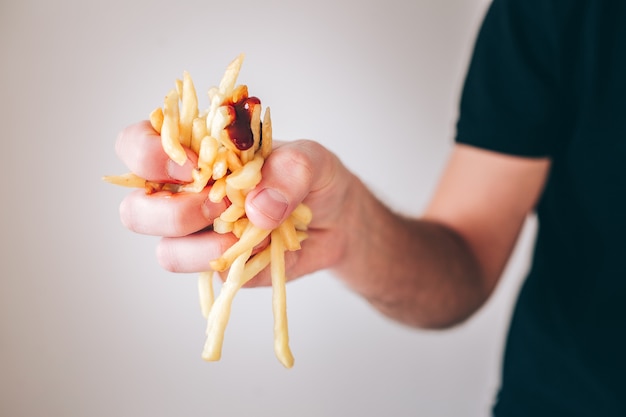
[
  {"xmin": 252, "ymin": 188, "xmax": 288, "ymax": 221},
  {"xmin": 167, "ymin": 158, "xmax": 193, "ymax": 182}
]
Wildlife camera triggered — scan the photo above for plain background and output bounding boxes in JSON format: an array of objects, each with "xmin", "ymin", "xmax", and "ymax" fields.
[{"xmin": 0, "ymin": 0, "xmax": 538, "ymax": 416}]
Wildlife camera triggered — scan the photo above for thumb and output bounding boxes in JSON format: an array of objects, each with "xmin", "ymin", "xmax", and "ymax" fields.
[
  {"xmin": 246, "ymin": 188, "xmax": 290, "ymax": 230},
  {"xmin": 245, "ymin": 140, "xmax": 327, "ymax": 230}
]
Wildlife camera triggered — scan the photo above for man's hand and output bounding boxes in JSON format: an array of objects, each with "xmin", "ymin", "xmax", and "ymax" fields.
[{"xmin": 115, "ymin": 120, "xmax": 356, "ymax": 285}]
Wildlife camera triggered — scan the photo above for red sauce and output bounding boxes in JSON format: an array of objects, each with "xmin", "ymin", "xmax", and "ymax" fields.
[{"xmin": 225, "ymin": 96, "xmax": 261, "ymax": 150}]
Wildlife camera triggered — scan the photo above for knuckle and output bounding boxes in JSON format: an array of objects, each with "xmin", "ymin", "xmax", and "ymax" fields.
[{"xmin": 272, "ymin": 144, "xmax": 315, "ymax": 186}]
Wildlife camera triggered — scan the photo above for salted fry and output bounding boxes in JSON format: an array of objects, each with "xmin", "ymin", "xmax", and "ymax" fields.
[
  {"xmin": 209, "ymin": 177, "xmax": 227, "ymax": 203},
  {"xmin": 198, "ymin": 270, "xmax": 214, "ymax": 319},
  {"xmin": 203, "ymin": 249, "xmax": 252, "ymax": 361},
  {"xmin": 237, "ymin": 228, "xmax": 307, "ymax": 284},
  {"xmin": 211, "ymin": 105, "xmax": 235, "ymax": 140},
  {"xmin": 205, "ymin": 91, "xmax": 224, "ymax": 137},
  {"xmin": 207, "ymin": 86, "xmax": 219, "ymax": 102},
  {"xmin": 175, "ymin": 78, "xmax": 183, "ymax": 97},
  {"xmin": 191, "ymin": 117, "xmax": 207, "ymax": 155},
  {"xmin": 232, "ymin": 218, "xmax": 249, "ymax": 238},
  {"xmin": 161, "ymin": 89, "xmax": 187, "ymax": 166},
  {"xmin": 225, "ymin": 184, "xmax": 246, "ymax": 207},
  {"xmin": 261, "ymin": 107, "xmax": 273, "ymax": 158},
  {"xmin": 219, "ymin": 203, "xmax": 245, "ymax": 223},
  {"xmin": 181, "ymin": 135, "xmax": 220, "ymax": 193},
  {"xmin": 149, "ymin": 107, "xmax": 164, "ymax": 133},
  {"xmin": 251, "ymin": 103, "xmax": 261, "ymax": 151},
  {"xmin": 209, "ymin": 224, "xmax": 271, "ymax": 271},
  {"xmin": 219, "ymin": 53, "xmax": 244, "ymax": 97},
  {"xmin": 106, "ymin": 55, "xmax": 313, "ymax": 367},
  {"xmin": 212, "ymin": 147, "xmax": 229, "ymax": 180},
  {"xmin": 179, "ymin": 71, "xmax": 199, "ymax": 148},
  {"xmin": 290, "ymin": 203, "xmax": 313, "ymax": 230},
  {"xmin": 226, "ymin": 148, "xmax": 243, "ymax": 172},
  {"xmin": 102, "ymin": 172, "xmax": 146, "ymax": 188},
  {"xmin": 231, "ymin": 84, "xmax": 248, "ymax": 103},
  {"xmin": 182, "ymin": 167, "xmax": 211, "ymax": 194},
  {"xmin": 226, "ymin": 153, "xmax": 263, "ymax": 190},
  {"xmin": 278, "ymin": 217, "xmax": 301, "ymax": 251},
  {"xmin": 198, "ymin": 135, "xmax": 220, "ymax": 167},
  {"xmin": 240, "ymin": 103, "xmax": 261, "ymax": 164},
  {"xmin": 213, "ymin": 217, "xmax": 234, "ymax": 234},
  {"xmin": 270, "ymin": 231, "xmax": 294, "ymax": 368},
  {"xmin": 241, "ymin": 245, "xmax": 272, "ymax": 282}
]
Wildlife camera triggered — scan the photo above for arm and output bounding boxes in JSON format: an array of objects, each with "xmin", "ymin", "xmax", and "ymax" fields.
[{"xmin": 332, "ymin": 144, "xmax": 550, "ymax": 328}]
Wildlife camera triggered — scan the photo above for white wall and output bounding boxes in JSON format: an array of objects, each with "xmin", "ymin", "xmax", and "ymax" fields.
[{"xmin": 0, "ymin": 0, "xmax": 536, "ymax": 416}]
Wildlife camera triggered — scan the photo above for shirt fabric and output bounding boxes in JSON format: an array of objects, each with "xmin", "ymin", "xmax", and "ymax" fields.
[{"xmin": 455, "ymin": 1, "xmax": 626, "ymax": 415}]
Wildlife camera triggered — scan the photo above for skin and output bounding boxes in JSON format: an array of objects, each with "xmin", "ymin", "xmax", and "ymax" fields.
[{"xmin": 116, "ymin": 120, "xmax": 550, "ymax": 329}]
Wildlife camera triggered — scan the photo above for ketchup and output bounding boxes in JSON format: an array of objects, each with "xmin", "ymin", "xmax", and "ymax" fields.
[{"xmin": 224, "ymin": 96, "xmax": 261, "ymax": 150}]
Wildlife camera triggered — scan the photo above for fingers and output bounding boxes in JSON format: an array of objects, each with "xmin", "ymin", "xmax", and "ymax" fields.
[
  {"xmin": 116, "ymin": 127, "xmax": 353, "ymax": 282},
  {"xmin": 245, "ymin": 140, "xmax": 339, "ymax": 230},
  {"xmin": 119, "ymin": 188, "xmax": 227, "ymax": 237},
  {"xmin": 157, "ymin": 231, "xmax": 238, "ymax": 273},
  {"xmin": 115, "ymin": 120, "xmax": 197, "ymax": 183}
]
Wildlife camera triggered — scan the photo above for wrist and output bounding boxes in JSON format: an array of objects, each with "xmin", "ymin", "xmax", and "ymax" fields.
[{"xmin": 329, "ymin": 172, "xmax": 378, "ymax": 277}]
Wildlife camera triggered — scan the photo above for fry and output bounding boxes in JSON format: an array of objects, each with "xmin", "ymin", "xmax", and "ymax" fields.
[
  {"xmin": 278, "ymin": 217, "xmax": 301, "ymax": 251},
  {"xmin": 175, "ymin": 78, "xmax": 183, "ymax": 97},
  {"xmin": 179, "ymin": 71, "xmax": 199, "ymax": 148},
  {"xmin": 226, "ymin": 148, "xmax": 243, "ymax": 172},
  {"xmin": 102, "ymin": 172, "xmax": 146, "ymax": 188},
  {"xmin": 232, "ymin": 218, "xmax": 249, "ymax": 238},
  {"xmin": 238, "ymin": 231, "xmax": 312, "ymax": 285},
  {"xmin": 251, "ymin": 103, "xmax": 261, "ymax": 152},
  {"xmin": 213, "ymin": 217, "xmax": 234, "ymax": 234},
  {"xmin": 181, "ymin": 135, "xmax": 219, "ymax": 193},
  {"xmin": 149, "ymin": 107, "xmax": 164, "ymax": 134},
  {"xmin": 207, "ymin": 86, "xmax": 218, "ymax": 102},
  {"xmin": 208, "ymin": 177, "xmax": 227, "ymax": 203},
  {"xmin": 237, "ymin": 230, "xmax": 309, "ymax": 284},
  {"xmin": 225, "ymin": 153, "xmax": 264, "ymax": 190},
  {"xmin": 241, "ymin": 245, "xmax": 272, "ymax": 282},
  {"xmin": 231, "ymin": 84, "xmax": 248, "ymax": 103},
  {"xmin": 261, "ymin": 107, "xmax": 273, "ymax": 158},
  {"xmin": 219, "ymin": 203, "xmax": 245, "ymax": 223},
  {"xmin": 209, "ymin": 224, "xmax": 271, "ymax": 271},
  {"xmin": 203, "ymin": 249, "xmax": 252, "ymax": 361},
  {"xmin": 198, "ymin": 135, "xmax": 220, "ymax": 167},
  {"xmin": 240, "ymin": 103, "xmax": 261, "ymax": 164},
  {"xmin": 225, "ymin": 184, "xmax": 246, "ymax": 207},
  {"xmin": 161, "ymin": 89, "xmax": 187, "ymax": 166},
  {"xmin": 190, "ymin": 118, "xmax": 207, "ymax": 155},
  {"xmin": 290, "ymin": 203, "xmax": 313, "ymax": 230},
  {"xmin": 212, "ymin": 147, "xmax": 229, "ymax": 180},
  {"xmin": 211, "ymin": 105, "xmax": 235, "ymax": 141},
  {"xmin": 219, "ymin": 53, "xmax": 244, "ymax": 97},
  {"xmin": 270, "ymin": 231, "xmax": 294, "ymax": 368},
  {"xmin": 205, "ymin": 90, "xmax": 225, "ymax": 137},
  {"xmin": 198, "ymin": 270, "xmax": 214, "ymax": 319}
]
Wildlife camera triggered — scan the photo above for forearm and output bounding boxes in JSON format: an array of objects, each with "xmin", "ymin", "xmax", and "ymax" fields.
[{"xmin": 332, "ymin": 177, "xmax": 489, "ymax": 329}]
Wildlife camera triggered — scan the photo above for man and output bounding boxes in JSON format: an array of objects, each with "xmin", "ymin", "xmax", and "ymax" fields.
[{"xmin": 114, "ymin": 0, "xmax": 626, "ymax": 414}]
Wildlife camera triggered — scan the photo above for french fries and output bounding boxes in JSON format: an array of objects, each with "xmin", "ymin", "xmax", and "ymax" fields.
[{"xmin": 104, "ymin": 54, "xmax": 311, "ymax": 368}]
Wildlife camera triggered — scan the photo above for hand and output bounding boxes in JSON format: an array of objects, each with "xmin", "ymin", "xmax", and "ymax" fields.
[{"xmin": 115, "ymin": 120, "xmax": 356, "ymax": 286}]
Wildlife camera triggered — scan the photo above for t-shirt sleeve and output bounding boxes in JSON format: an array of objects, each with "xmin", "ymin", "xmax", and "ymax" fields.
[{"xmin": 456, "ymin": 0, "xmax": 568, "ymax": 157}]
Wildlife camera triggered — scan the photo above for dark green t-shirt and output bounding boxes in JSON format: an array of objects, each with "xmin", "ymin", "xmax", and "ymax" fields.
[{"xmin": 456, "ymin": 1, "xmax": 626, "ymax": 415}]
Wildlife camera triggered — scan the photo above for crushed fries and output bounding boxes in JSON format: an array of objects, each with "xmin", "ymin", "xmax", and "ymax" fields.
[{"xmin": 104, "ymin": 54, "xmax": 312, "ymax": 368}]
